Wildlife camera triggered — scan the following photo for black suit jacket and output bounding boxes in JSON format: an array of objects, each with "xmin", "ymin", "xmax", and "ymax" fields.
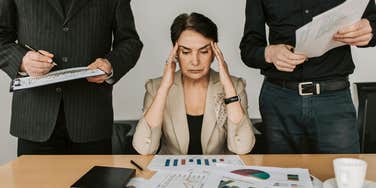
[{"xmin": 0, "ymin": 0, "xmax": 143, "ymax": 142}]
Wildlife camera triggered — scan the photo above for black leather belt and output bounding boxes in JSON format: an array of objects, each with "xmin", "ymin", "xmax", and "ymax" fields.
[{"xmin": 266, "ymin": 78, "xmax": 350, "ymax": 96}]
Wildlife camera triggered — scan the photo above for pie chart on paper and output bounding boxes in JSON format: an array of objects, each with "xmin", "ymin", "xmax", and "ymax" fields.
[{"xmin": 230, "ymin": 169, "xmax": 271, "ymax": 180}]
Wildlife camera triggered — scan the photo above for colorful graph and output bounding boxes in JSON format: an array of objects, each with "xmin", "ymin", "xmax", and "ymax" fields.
[
  {"xmin": 230, "ymin": 169, "xmax": 271, "ymax": 180},
  {"xmin": 163, "ymin": 158, "xmax": 223, "ymax": 167},
  {"xmin": 147, "ymin": 155, "xmax": 245, "ymax": 170},
  {"xmin": 217, "ymin": 177, "xmax": 257, "ymax": 188}
]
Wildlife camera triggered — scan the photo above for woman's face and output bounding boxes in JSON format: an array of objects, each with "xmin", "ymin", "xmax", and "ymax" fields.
[{"xmin": 176, "ymin": 30, "xmax": 214, "ymax": 81}]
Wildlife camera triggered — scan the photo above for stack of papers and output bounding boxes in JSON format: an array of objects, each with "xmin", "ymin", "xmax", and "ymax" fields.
[
  {"xmin": 295, "ymin": 0, "xmax": 370, "ymax": 57},
  {"xmin": 127, "ymin": 155, "xmax": 319, "ymax": 188}
]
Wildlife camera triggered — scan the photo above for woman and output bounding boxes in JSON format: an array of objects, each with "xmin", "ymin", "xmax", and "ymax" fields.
[{"xmin": 133, "ymin": 12, "xmax": 255, "ymax": 155}]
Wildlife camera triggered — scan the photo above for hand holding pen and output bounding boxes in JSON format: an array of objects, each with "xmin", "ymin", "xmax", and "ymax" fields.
[{"xmin": 20, "ymin": 44, "xmax": 57, "ymax": 77}]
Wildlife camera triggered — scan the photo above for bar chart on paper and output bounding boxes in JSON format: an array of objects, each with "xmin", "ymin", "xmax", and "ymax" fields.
[{"xmin": 147, "ymin": 155, "xmax": 245, "ymax": 170}]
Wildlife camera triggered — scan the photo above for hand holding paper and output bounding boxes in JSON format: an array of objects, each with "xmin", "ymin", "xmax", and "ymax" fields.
[
  {"xmin": 87, "ymin": 58, "xmax": 112, "ymax": 84},
  {"xmin": 294, "ymin": 0, "xmax": 370, "ymax": 58},
  {"xmin": 333, "ymin": 19, "xmax": 373, "ymax": 46}
]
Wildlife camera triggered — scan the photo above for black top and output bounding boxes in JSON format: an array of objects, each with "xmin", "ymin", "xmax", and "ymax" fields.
[
  {"xmin": 240, "ymin": 0, "xmax": 376, "ymax": 81},
  {"xmin": 187, "ymin": 114, "xmax": 204, "ymax": 154},
  {"xmin": 59, "ymin": 0, "xmax": 73, "ymax": 15}
]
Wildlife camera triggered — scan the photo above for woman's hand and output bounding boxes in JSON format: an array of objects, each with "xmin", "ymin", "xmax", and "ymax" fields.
[
  {"xmin": 160, "ymin": 43, "xmax": 179, "ymax": 91},
  {"xmin": 212, "ymin": 42, "xmax": 244, "ymax": 124},
  {"xmin": 211, "ymin": 42, "xmax": 236, "ymax": 97}
]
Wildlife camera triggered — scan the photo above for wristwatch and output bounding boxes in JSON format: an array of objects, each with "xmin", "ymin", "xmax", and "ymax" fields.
[{"xmin": 224, "ymin": 95, "xmax": 240, "ymax": 105}]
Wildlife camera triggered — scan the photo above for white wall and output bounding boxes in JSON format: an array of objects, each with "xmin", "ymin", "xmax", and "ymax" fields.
[{"xmin": 0, "ymin": 0, "xmax": 375, "ymax": 164}]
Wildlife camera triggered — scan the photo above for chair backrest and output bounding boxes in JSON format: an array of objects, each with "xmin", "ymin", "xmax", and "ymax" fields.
[
  {"xmin": 355, "ymin": 82, "xmax": 376, "ymax": 153},
  {"xmin": 112, "ymin": 119, "xmax": 266, "ymax": 154},
  {"xmin": 112, "ymin": 120, "xmax": 138, "ymax": 154}
]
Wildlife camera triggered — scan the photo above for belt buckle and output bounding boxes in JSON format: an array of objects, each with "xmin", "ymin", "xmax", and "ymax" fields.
[{"xmin": 299, "ymin": 82, "xmax": 314, "ymax": 96}]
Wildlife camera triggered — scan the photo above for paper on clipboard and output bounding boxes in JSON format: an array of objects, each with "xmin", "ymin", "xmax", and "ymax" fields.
[{"xmin": 10, "ymin": 67, "xmax": 105, "ymax": 92}]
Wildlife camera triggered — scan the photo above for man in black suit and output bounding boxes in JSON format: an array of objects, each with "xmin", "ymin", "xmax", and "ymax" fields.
[{"xmin": 0, "ymin": 0, "xmax": 143, "ymax": 155}]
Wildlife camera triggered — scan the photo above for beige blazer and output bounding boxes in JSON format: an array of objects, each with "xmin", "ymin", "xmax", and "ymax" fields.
[{"xmin": 132, "ymin": 70, "xmax": 255, "ymax": 155}]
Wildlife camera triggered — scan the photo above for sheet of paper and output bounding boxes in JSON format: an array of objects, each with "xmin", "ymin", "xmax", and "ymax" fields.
[
  {"xmin": 147, "ymin": 155, "xmax": 245, "ymax": 170},
  {"xmin": 148, "ymin": 169, "xmax": 213, "ymax": 188},
  {"xmin": 125, "ymin": 177, "xmax": 150, "ymax": 188},
  {"xmin": 10, "ymin": 67, "xmax": 105, "ymax": 91},
  {"xmin": 213, "ymin": 164, "xmax": 314, "ymax": 188},
  {"xmin": 295, "ymin": 0, "xmax": 370, "ymax": 57},
  {"xmin": 137, "ymin": 165, "xmax": 316, "ymax": 188}
]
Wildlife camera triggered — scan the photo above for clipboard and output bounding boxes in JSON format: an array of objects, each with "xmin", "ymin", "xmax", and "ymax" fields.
[{"xmin": 10, "ymin": 67, "xmax": 105, "ymax": 92}]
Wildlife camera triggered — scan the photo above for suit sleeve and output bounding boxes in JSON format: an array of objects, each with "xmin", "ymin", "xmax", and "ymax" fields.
[
  {"xmin": 106, "ymin": 0, "xmax": 143, "ymax": 84},
  {"xmin": 360, "ymin": 0, "xmax": 376, "ymax": 47},
  {"xmin": 239, "ymin": 0, "xmax": 273, "ymax": 70},
  {"xmin": 132, "ymin": 79, "xmax": 163, "ymax": 155},
  {"xmin": 0, "ymin": 0, "xmax": 28, "ymax": 79},
  {"xmin": 226, "ymin": 78, "xmax": 256, "ymax": 154}
]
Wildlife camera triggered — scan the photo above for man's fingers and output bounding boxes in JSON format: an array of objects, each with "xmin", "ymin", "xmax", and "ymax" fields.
[
  {"xmin": 334, "ymin": 25, "xmax": 372, "ymax": 39},
  {"xmin": 88, "ymin": 60, "xmax": 100, "ymax": 70},
  {"xmin": 337, "ymin": 23, "xmax": 360, "ymax": 35},
  {"xmin": 276, "ymin": 65, "xmax": 294, "ymax": 72},
  {"xmin": 287, "ymin": 53, "xmax": 307, "ymax": 61},
  {"xmin": 338, "ymin": 19, "xmax": 371, "ymax": 35},
  {"xmin": 28, "ymin": 52, "xmax": 53, "ymax": 63},
  {"xmin": 277, "ymin": 54, "xmax": 301, "ymax": 67},
  {"xmin": 87, "ymin": 75, "xmax": 107, "ymax": 83},
  {"xmin": 275, "ymin": 60, "xmax": 296, "ymax": 70},
  {"xmin": 28, "ymin": 67, "xmax": 50, "ymax": 76},
  {"xmin": 335, "ymin": 33, "xmax": 373, "ymax": 44},
  {"xmin": 280, "ymin": 46, "xmax": 306, "ymax": 61},
  {"xmin": 351, "ymin": 41, "xmax": 371, "ymax": 46},
  {"xmin": 28, "ymin": 60, "xmax": 54, "ymax": 69},
  {"xmin": 38, "ymin": 50, "xmax": 54, "ymax": 58}
]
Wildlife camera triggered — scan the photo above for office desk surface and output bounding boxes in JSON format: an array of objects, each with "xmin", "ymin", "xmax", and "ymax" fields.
[{"xmin": 0, "ymin": 154, "xmax": 375, "ymax": 187}]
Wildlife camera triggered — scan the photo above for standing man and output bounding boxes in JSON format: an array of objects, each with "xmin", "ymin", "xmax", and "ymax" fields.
[
  {"xmin": 240, "ymin": 0, "xmax": 375, "ymax": 153},
  {"xmin": 0, "ymin": 0, "xmax": 143, "ymax": 155}
]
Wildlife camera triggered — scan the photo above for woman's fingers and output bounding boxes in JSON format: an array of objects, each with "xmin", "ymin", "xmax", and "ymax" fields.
[
  {"xmin": 212, "ymin": 42, "xmax": 226, "ymax": 65},
  {"xmin": 214, "ymin": 42, "xmax": 224, "ymax": 58},
  {"xmin": 167, "ymin": 42, "xmax": 179, "ymax": 64}
]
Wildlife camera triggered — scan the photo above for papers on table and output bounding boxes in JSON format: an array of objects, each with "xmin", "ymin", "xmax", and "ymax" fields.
[
  {"xmin": 130, "ymin": 165, "xmax": 314, "ymax": 188},
  {"xmin": 147, "ymin": 155, "xmax": 245, "ymax": 170},
  {"xmin": 213, "ymin": 164, "xmax": 314, "ymax": 188},
  {"xmin": 10, "ymin": 67, "xmax": 105, "ymax": 92},
  {"xmin": 295, "ymin": 0, "xmax": 370, "ymax": 58},
  {"xmin": 128, "ymin": 155, "xmax": 318, "ymax": 188}
]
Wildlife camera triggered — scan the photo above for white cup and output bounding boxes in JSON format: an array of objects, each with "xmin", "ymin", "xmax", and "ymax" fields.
[{"xmin": 333, "ymin": 158, "xmax": 367, "ymax": 188}]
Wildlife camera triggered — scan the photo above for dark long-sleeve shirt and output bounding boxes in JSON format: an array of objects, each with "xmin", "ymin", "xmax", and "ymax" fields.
[{"xmin": 240, "ymin": 0, "xmax": 376, "ymax": 81}]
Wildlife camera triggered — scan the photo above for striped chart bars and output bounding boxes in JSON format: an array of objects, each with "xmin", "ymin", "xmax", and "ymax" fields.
[{"xmin": 147, "ymin": 155, "xmax": 245, "ymax": 170}]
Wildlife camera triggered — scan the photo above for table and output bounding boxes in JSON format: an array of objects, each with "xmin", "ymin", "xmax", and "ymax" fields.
[{"xmin": 0, "ymin": 154, "xmax": 375, "ymax": 187}]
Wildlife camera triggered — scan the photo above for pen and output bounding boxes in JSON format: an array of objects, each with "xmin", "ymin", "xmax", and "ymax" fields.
[
  {"xmin": 24, "ymin": 44, "xmax": 58, "ymax": 66},
  {"xmin": 130, "ymin": 160, "xmax": 144, "ymax": 171}
]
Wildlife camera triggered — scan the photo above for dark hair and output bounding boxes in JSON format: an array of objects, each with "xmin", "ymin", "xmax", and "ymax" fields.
[{"xmin": 170, "ymin": 12, "xmax": 218, "ymax": 44}]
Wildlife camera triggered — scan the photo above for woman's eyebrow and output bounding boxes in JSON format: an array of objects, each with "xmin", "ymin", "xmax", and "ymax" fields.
[
  {"xmin": 199, "ymin": 43, "xmax": 211, "ymax": 50},
  {"xmin": 178, "ymin": 45, "xmax": 191, "ymax": 50},
  {"xmin": 178, "ymin": 43, "xmax": 211, "ymax": 50}
]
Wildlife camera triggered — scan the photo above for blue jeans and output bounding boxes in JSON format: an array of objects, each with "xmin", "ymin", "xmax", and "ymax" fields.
[{"xmin": 259, "ymin": 80, "xmax": 360, "ymax": 154}]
